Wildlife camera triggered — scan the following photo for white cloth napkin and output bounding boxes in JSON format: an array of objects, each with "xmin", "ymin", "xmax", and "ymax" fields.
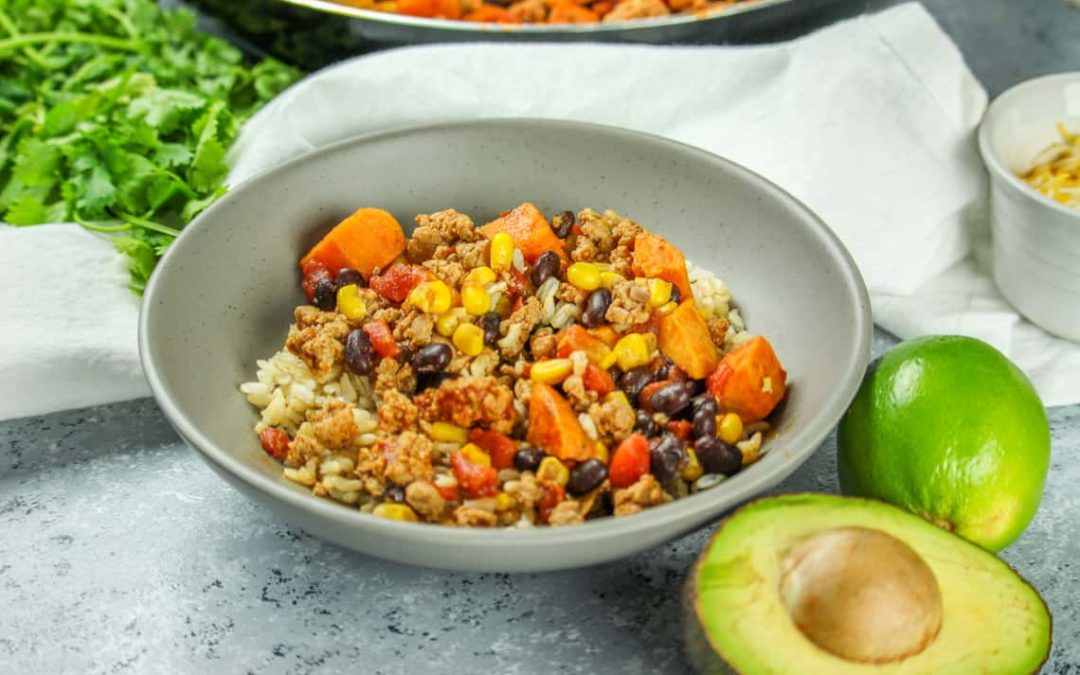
[{"xmin": 4, "ymin": 2, "xmax": 1079, "ymax": 421}]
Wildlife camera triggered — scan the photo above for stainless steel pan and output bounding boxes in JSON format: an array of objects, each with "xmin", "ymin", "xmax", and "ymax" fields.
[{"xmin": 275, "ymin": 0, "xmax": 861, "ymax": 45}]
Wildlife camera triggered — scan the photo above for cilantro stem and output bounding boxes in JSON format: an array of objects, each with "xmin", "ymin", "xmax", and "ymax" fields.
[
  {"xmin": 117, "ymin": 212, "xmax": 182, "ymax": 237},
  {"xmin": 93, "ymin": 5, "xmax": 139, "ymax": 40},
  {"xmin": 0, "ymin": 9, "xmax": 51, "ymax": 69},
  {"xmin": 0, "ymin": 32, "xmax": 144, "ymax": 56},
  {"xmin": 78, "ymin": 220, "xmax": 131, "ymax": 234}
]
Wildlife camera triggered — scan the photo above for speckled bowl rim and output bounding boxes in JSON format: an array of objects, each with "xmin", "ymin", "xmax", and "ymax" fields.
[
  {"xmin": 978, "ymin": 71, "xmax": 1080, "ymax": 223},
  {"xmin": 140, "ymin": 119, "xmax": 872, "ymax": 551}
]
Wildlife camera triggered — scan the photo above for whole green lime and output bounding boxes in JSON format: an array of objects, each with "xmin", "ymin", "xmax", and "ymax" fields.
[{"xmin": 838, "ymin": 335, "xmax": 1050, "ymax": 552}]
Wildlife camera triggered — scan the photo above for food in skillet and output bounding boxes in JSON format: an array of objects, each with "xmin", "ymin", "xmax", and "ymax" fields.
[
  {"xmin": 241, "ymin": 203, "xmax": 787, "ymax": 527},
  {"xmin": 333, "ymin": 0, "xmax": 761, "ymax": 24}
]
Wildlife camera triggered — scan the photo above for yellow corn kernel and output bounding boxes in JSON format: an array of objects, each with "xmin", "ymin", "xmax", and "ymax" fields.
[
  {"xmin": 452, "ymin": 322, "xmax": 485, "ymax": 356},
  {"xmin": 435, "ymin": 309, "xmax": 464, "ymax": 337},
  {"xmin": 530, "ymin": 358, "xmax": 573, "ymax": 385},
  {"xmin": 682, "ymin": 448, "xmax": 704, "ymax": 482},
  {"xmin": 464, "ymin": 265, "xmax": 497, "ymax": 287},
  {"xmin": 718, "ymin": 413, "xmax": 744, "ymax": 445},
  {"xmin": 613, "ymin": 333, "xmax": 651, "ymax": 371},
  {"xmin": 460, "ymin": 442, "xmax": 491, "ymax": 467},
  {"xmin": 461, "ymin": 283, "xmax": 492, "ymax": 316},
  {"xmin": 429, "ymin": 421, "xmax": 469, "ymax": 444},
  {"xmin": 494, "ymin": 492, "xmax": 515, "ymax": 512},
  {"xmin": 335, "ymin": 284, "xmax": 367, "ymax": 321},
  {"xmin": 593, "ymin": 441, "xmax": 610, "ymax": 465},
  {"xmin": 567, "ymin": 262, "xmax": 602, "ymax": 291},
  {"xmin": 407, "ymin": 280, "xmax": 452, "ymax": 314},
  {"xmin": 599, "ymin": 270, "xmax": 624, "ymax": 289},
  {"xmin": 647, "ymin": 278, "xmax": 673, "ymax": 308},
  {"xmin": 599, "ymin": 350, "xmax": 618, "ymax": 370},
  {"xmin": 604, "ymin": 390, "xmax": 630, "ymax": 408},
  {"xmin": 489, "ymin": 232, "xmax": 514, "ymax": 272},
  {"xmin": 537, "ymin": 456, "xmax": 569, "ymax": 486},
  {"xmin": 656, "ymin": 300, "xmax": 679, "ymax": 316},
  {"xmin": 372, "ymin": 503, "xmax": 418, "ymax": 522}
]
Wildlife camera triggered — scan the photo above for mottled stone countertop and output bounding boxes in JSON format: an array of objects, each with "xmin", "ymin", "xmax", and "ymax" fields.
[{"xmin": 2, "ymin": 2, "xmax": 1079, "ymax": 672}]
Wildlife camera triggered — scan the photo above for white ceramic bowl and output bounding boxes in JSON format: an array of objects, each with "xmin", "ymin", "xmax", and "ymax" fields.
[
  {"xmin": 979, "ymin": 72, "xmax": 1080, "ymax": 341},
  {"xmin": 140, "ymin": 120, "xmax": 871, "ymax": 572}
]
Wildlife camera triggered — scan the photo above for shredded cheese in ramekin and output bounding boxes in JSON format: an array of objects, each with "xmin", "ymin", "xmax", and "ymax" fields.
[{"xmin": 1021, "ymin": 123, "xmax": 1080, "ymax": 208}]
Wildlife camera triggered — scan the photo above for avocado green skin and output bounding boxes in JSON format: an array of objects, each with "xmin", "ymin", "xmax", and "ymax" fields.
[{"xmin": 837, "ymin": 335, "xmax": 1050, "ymax": 552}]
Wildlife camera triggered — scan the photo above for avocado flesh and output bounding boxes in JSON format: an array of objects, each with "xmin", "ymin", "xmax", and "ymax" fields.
[{"xmin": 686, "ymin": 494, "xmax": 1051, "ymax": 675}]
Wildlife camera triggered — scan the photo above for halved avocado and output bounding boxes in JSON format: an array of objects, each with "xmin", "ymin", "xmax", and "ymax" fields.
[{"xmin": 684, "ymin": 494, "xmax": 1051, "ymax": 674}]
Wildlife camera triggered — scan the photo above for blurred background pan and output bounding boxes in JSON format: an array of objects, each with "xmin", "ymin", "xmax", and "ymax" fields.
[{"xmin": 180, "ymin": 0, "xmax": 879, "ymax": 68}]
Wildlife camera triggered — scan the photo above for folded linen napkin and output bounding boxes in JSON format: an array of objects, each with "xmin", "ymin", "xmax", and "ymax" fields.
[{"xmin": 4, "ymin": 2, "xmax": 1078, "ymax": 421}]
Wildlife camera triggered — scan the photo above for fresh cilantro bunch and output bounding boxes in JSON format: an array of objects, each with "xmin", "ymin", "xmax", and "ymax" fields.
[{"xmin": 0, "ymin": 0, "xmax": 302, "ymax": 292}]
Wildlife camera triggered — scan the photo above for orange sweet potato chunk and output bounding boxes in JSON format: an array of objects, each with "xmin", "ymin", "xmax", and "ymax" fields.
[
  {"xmin": 300, "ymin": 207, "xmax": 406, "ymax": 279},
  {"xmin": 706, "ymin": 336, "xmax": 787, "ymax": 424},
  {"xmin": 480, "ymin": 202, "xmax": 567, "ymax": 264},
  {"xmin": 658, "ymin": 299, "xmax": 719, "ymax": 379},
  {"xmin": 527, "ymin": 383, "xmax": 593, "ymax": 462},
  {"xmin": 631, "ymin": 233, "xmax": 691, "ymax": 300}
]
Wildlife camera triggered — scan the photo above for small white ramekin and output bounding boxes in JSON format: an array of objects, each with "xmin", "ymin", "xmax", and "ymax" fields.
[{"xmin": 978, "ymin": 72, "xmax": 1080, "ymax": 341}]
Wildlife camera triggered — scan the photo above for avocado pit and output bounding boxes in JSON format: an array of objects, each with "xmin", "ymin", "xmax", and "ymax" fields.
[{"xmin": 778, "ymin": 526, "xmax": 943, "ymax": 664}]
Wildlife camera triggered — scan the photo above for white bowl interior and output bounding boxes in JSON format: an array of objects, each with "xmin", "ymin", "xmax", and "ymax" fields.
[{"xmin": 983, "ymin": 73, "xmax": 1080, "ymax": 175}]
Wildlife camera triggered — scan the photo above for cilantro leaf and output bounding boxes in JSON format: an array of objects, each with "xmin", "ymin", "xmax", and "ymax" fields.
[{"xmin": 0, "ymin": 0, "xmax": 302, "ymax": 294}]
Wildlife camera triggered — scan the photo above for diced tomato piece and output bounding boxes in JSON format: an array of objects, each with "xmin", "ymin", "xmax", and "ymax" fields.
[
  {"xmin": 300, "ymin": 259, "xmax": 331, "ymax": 302},
  {"xmin": 468, "ymin": 428, "xmax": 518, "ymax": 470},
  {"xmin": 451, "ymin": 450, "xmax": 499, "ymax": 499},
  {"xmin": 538, "ymin": 483, "xmax": 566, "ymax": 524},
  {"xmin": 259, "ymin": 427, "xmax": 290, "ymax": 461},
  {"xmin": 609, "ymin": 433, "xmax": 650, "ymax": 488},
  {"xmin": 435, "ymin": 482, "xmax": 460, "ymax": 502},
  {"xmin": 583, "ymin": 364, "xmax": 616, "ymax": 396},
  {"xmin": 666, "ymin": 419, "xmax": 692, "ymax": 443},
  {"xmin": 362, "ymin": 320, "xmax": 399, "ymax": 359},
  {"xmin": 507, "ymin": 266, "xmax": 527, "ymax": 300},
  {"xmin": 370, "ymin": 264, "xmax": 427, "ymax": 304}
]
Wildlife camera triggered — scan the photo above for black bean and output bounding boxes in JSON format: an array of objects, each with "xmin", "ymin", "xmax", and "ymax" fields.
[
  {"xmin": 530, "ymin": 251, "xmax": 561, "ymax": 288},
  {"xmin": 695, "ymin": 436, "xmax": 742, "ymax": 476},
  {"xmin": 481, "ymin": 311, "xmax": 501, "ymax": 347},
  {"xmin": 684, "ymin": 379, "xmax": 705, "ymax": 399},
  {"xmin": 581, "ymin": 288, "xmax": 613, "ymax": 328},
  {"xmin": 649, "ymin": 382, "xmax": 691, "ymax": 417},
  {"xmin": 620, "ymin": 366, "xmax": 654, "ymax": 401},
  {"xmin": 313, "ymin": 279, "xmax": 336, "ymax": 311},
  {"xmin": 691, "ymin": 394, "xmax": 718, "ymax": 417},
  {"xmin": 385, "ymin": 485, "xmax": 406, "ymax": 503},
  {"xmin": 669, "ymin": 284, "xmax": 681, "ymax": 304},
  {"xmin": 649, "ymin": 433, "xmax": 688, "ymax": 483},
  {"xmin": 416, "ymin": 372, "xmax": 454, "ymax": 393},
  {"xmin": 411, "ymin": 343, "xmax": 452, "ymax": 373},
  {"xmin": 335, "ymin": 268, "xmax": 366, "ymax": 289},
  {"xmin": 552, "ymin": 210, "xmax": 575, "ymax": 239},
  {"xmin": 344, "ymin": 329, "xmax": 376, "ymax": 375},
  {"xmin": 513, "ymin": 447, "xmax": 545, "ymax": 473},
  {"xmin": 568, "ymin": 459, "xmax": 608, "ymax": 496},
  {"xmin": 693, "ymin": 406, "xmax": 717, "ymax": 440},
  {"xmin": 654, "ymin": 357, "xmax": 675, "ymax": 381},
  {"xmin": 634, "ymin": 409, "xmax": 659, "ymax": 436}
]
